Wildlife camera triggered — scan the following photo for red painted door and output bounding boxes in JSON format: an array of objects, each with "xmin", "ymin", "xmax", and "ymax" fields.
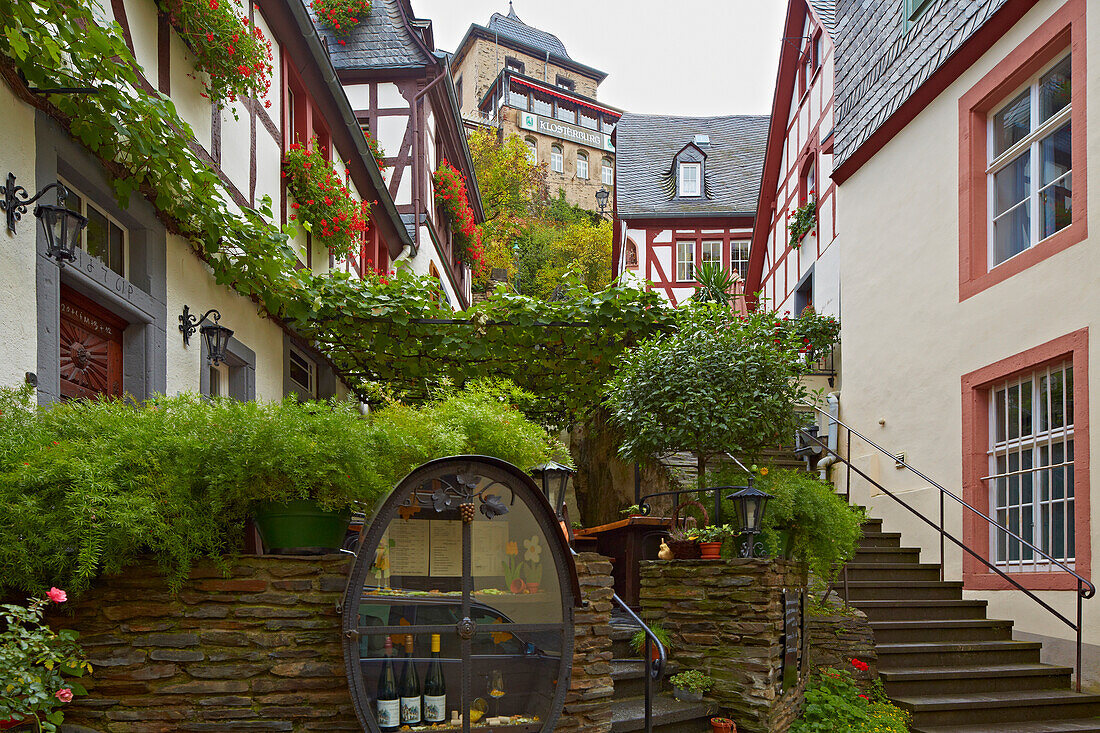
[{"xmin": 59, "ymin": 287, "xmax": 126, "ymax": 400}]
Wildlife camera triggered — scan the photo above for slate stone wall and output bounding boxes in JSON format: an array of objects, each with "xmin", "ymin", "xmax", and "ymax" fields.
[
  {"xmin": 638, "ymin": 559, "xmax": 808, "ymax": 733},
  {"xmin": 806, "ymin": 604, "xmax": 878, "ymax": 690},
  {"xmin": 53, "ymin": 553, "xmax": 614, "ymax": 733}
]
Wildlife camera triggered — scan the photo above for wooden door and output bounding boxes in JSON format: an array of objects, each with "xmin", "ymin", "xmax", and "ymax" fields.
[{"xmin": 59, "ymin": 287, "xmax": 126, "ymax": 400}]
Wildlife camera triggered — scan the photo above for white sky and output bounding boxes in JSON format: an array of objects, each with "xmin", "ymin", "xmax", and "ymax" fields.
[{"xmin": 412, "ymin": 0, "xmax": 787, "ymax": 116}]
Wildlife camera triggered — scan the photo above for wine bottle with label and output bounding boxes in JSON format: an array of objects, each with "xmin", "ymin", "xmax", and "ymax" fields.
[
  {"xmin": 376, "ymin": 636, "xmax": 400, "ymax": 732},
  {"xmin": 422, "ymin": 633, "xmax": 447, "ymax": 723},
  {"xmin": 399, "ymin": 634, "xmax": 422, "ymax": 726}
]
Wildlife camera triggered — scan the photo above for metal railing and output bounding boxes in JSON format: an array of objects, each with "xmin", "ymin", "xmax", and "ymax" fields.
[
  {"xmin": 612, "ymin": 592, "xmax": 666, "ymax": 733},
  {"xmin": 800, "ymin": 400, "xmax": 1095, "ymax": 691}
]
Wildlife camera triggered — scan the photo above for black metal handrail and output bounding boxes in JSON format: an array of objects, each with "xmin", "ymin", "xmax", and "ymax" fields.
[
  {"xmin": 612, "ymin": 591, "xmax": 666, "ymax": 733},
  {"xmin": 800, "ymin": 400, "xmax": 1095, "ymax": 691}
]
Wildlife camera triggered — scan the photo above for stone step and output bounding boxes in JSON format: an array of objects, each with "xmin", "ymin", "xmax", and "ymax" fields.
[
  {"xmin": 861, "ymin": 517, "xmax": 883, "ymax": 532},
  {"xmin": 894, "ymin": 689, "xmax": 1100, "ymax": 728},
  {"xmin": 610, "ymin": 695, "xmax": 711, "ymax": 733},
  {"xmin": 881, "ymin": 662, "xmax": 1075, "ymax": 697},
  {"xmin": 610, "ymin": 660, "xmax": 679, "ymax": 700},
  {"xmin": 853, "ymin": 546, "xmax": 923, "ymax": 563},
  {"xmin": 843, "ymin": 562, "xmax": 943, "ymax": 582},
  {"xmin": 870, "ymin": 618, "xmax": 1013, "ymax": 644},
  {"xmin": 858, "ymin": 531, "xmax": 904, "ymax": 548},
  {"xmin": 914, "ymin": 718, "xmax": 1100, "ymax": 733},
  {"xmin": 876, "ymin": 640, "xmax": 1043, "ymax": 669},
  {"xmin": 845, "ymin": 580, "xmax": 964, "ymax": 601},
  {"xmin": 855, "ymin": 598, "xmax": 989, "ymax": 621}
]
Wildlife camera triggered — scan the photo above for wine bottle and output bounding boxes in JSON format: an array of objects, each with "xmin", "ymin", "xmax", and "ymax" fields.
[
  {"xmin": 399, "ymin": 634, "xmax": 422, "ymax": 726},
  {"xmin": 376, "ymin": 636, "xmax": 399, "ymax": 732},
  {"xmin": 422, "ymin": 633, "xmax": 447, "ymax": 723}
]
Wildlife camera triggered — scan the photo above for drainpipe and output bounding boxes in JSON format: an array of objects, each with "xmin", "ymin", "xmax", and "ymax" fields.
[
  {"xmin": 817, "ymin": 391, "xmax": 840, "ymax": 479},
  {"xmin": 412, "ymin": 72, "xmax": 449, "ymax": 253}
]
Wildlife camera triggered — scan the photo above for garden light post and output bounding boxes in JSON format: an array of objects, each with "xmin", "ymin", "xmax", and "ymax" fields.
[
  {"xmin": 179, "ymin": 306, "xmax": 234, "ymax": 366},
  {"xmin": 528, "ymin": 461, "xmax": 574, "ymax": 519},
  {"xmin": 727, "ymin": 484, "xmax": 772, "ymax": 558},
  {"xmin": 595, "ymin": 187, "xmax": 610, "ymax": 219}
]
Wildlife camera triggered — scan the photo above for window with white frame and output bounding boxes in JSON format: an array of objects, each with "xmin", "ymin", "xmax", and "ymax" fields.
[
  {"xmin": 576, "ymin": 151, "xmax": 589, "ymax": 179},
  {"xmin": 988, "ymin": 362, "xmax": 1074, "ymax": 568},
  {"xmin": 988, "ymin": 54, "xmax": 1071, "ymax": 267},
  {"xmin": 701, "ymin": 240, "xmax": 722, "ymax": 268},
  {"xmin": 61, "ymin": 181, "xmax": 128, "ymax": 277},
  {"xmin": 550, "ymin": 145, "xmax": 564, "ymax": 173},
  {"xmin": 209, "ymin": 362, "xmax": 229, "ymax": 398},
  {"xmin": 288, "ymin": 346, "xmax": 317, "ymax": 397},
  {"xmin": 524, "ymin": 137, "xmax": 538, "ymax": 164},
  {"xmin": 731, "ymin": 241, "xmax": 750, "ymax": 279},
  {"xmin": 601, "ymin": 158, "xmax": 613, "ymax": 186},
  {"xmin": 675, "ymin": 241, "xmax": 694, "ymax": 282},
  {"xmin": 678, "ymin": 162, "xmax": 701, "ymax": 197}
]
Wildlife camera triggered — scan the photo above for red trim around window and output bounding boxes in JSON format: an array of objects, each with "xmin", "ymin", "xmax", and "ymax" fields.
[
  {"xmin": 958, "ymin": 0, "xmax": 1087, "ymax": 301},
  {"xmin": 961, "ymin": 329, "xmax": 1090, "ymax": 590}
]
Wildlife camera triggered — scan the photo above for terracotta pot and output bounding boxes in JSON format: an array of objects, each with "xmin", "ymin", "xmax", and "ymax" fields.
[
  {"xmin": 710, "ymin": 717, "xmax": 735, "ymax": 733},
  {"xmin": 509, "ymin": 578, "xmax": 527, "ymax": 593},
  {"xmin": 699, "ymin": 541, "xmax": 723, "ymax": 560},
  {"xmin": 526, "ymin": 582, "xmax": 540, "ymax": 594},
  {"xmin": 668, "ymin": 540, "xmax": 700, "ymax": 559}
]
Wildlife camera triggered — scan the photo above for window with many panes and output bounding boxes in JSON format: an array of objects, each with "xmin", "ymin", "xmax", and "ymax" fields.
[
  {"xmin": 701, "ymin": 240, "xmax": 722, "ymax": 268},
  {"xmin": 61, "ymin": 180, "xmax": 127, "ymax": 278},
  {"xmin": 731, "ymin": 241, "xmax": 750, "ymax": 279},
  {"xmin": 576, "ymin": 151, "xmax": 589, "ymax": 180},
  {"xmin": 288, "ymin": 346, "xmax": 317, "ymax": 398},
  {"xmin": 675, "ymin": 241, "xmax": 694, "ymax": 282},
  {"xmin": 550, "ymin": 145, "xmax": 564, "ymax": 173},
  {"xmin": 601, "ymin": 158, "xmax": 614, "ymax": 186},
  {"xmin": 988, "ymin": 362, "xmax": 1074, "ymax": 568},
  {"xmin": 679, "ymin": 163, "xmax": 701, "ymax": 197},
  {"xmin": 524, "ymin": 137, "xmax": 537, "ymax": 164},
  {"xmin": 988, "ymin": 55, "xmax": 1071, "ymax": 268}
]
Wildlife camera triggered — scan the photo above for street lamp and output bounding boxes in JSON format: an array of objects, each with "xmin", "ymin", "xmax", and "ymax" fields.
[
  {"xmin": 529, "ymin": 461, "xmax": 574, "ymax": 518},
  {"xmin": 726, "ymin": 484, "xmax": 772, "ymax": 558},
  {"xmin": 179, "ymin": 306, "xmax": 234, "ymax": 366},
  {"xmin": 594, "ymin": 187, "xmax": 610, "ymax": 218}
]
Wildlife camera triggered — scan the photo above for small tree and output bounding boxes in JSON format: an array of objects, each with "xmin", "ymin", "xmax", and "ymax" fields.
[{"xmin": 605, "ymin": 306, "xmax": 834, "ymax": 491}]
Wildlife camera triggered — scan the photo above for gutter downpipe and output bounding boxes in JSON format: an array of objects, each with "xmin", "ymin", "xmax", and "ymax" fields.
[
  {"xmin": 817, "ymin": 391, "xmax": 840, "ymax": 479},
  {"xmin": 412, "ymin": 72, "xmax": 449, "ymax": 254}
]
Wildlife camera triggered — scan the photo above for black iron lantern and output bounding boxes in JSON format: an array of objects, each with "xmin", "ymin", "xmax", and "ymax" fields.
[
  {"xmin": 529, "ymin": 460, "xmax": 574, "ymax": 518},
  {"xmin": 594, "ymin": 187, "xmax": 610, "ymax": 217},
  {"xmin": 726, "ymin": 484, "xmax": 772, "ymax": 558},
  {"xmin": 179, "ymin": 306, "xmax": 233, "ymax": 366},
  {"xmin": 36, "ymin": 202, "xmax": 88, "ymax": 267}
]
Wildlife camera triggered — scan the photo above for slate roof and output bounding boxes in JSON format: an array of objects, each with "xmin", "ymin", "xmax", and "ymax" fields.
[
  {"xmin": 833, "ymin": 0, "xmax": 1009, "ymax": 168},
  {"xmin": 488, "ymin": 6, "xmax": 570, "ymax": 60},
  {"xmin": 311, "ymin": 0, "xmax": 431, "ymax": 70},
  {"xmin": 807, "ymin": 0, "xmax": 836, "ymax": 35},
  {"xmin": 616, "ymin": 114, "xmax": 769, "ymax": 219}
]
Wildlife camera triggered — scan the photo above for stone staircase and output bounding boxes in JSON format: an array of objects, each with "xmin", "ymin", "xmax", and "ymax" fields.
[
  {"xmin": 607, "ymin": 616, "xmax": 712, "ymax": 733},
  {"xmin": 849, "ymin": 517, "xmax": 1100, "ymax": 732}
]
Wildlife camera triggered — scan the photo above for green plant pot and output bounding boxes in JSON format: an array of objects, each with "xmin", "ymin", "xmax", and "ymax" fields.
[{"xmin": 253, "ymin": 500, "xmax": 351, "ymax": 555}]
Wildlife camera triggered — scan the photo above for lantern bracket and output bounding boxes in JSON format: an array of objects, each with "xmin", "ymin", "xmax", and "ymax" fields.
[
  {"xmin": 1, "ymin": 173, "xmax": 67, "ymax": 235},
  {"xmin": 179, "ymin": 306, "xmax": 224, "ymax": 346}
]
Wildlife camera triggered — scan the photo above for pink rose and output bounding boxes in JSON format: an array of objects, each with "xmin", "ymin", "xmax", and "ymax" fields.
[
  {"xmin": 55, "ymin": 688, "xmax": 73, "ymax": 703},
  {"xmin": 47, "ymin": 587, "xmax": 67, "ymax": 603}
]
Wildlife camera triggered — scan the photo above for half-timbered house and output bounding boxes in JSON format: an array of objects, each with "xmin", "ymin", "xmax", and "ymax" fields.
[
  {"xmin": 0, "ymin": 0, "xmax": 408, "ymax": 403},
  {"xmin": 313, "ymin": 0, "xmax": 485, "ymax": 308},
  {"xmin": 611, "ymin": 114, "xmax": 768, "ymax": 306}
]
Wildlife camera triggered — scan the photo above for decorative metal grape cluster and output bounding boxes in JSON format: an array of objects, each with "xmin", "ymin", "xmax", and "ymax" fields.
[{"xmin": 459, "ymin": 502, "xmax": 476, "ymax": 523}]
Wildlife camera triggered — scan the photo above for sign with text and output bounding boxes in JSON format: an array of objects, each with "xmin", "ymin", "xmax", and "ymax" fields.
[
  {"xmin": 518, "ymin": 111, "xmax": 615, "ymax": 152},
  {"xmin": 782, "ymin": 589, "xmax": 804, "ymax": 692}
]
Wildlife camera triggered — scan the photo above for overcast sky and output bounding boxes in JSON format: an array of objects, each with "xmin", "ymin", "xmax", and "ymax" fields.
[{"xmin": 412, "ymin": 0, "xmax": 787, "ymax": 117}]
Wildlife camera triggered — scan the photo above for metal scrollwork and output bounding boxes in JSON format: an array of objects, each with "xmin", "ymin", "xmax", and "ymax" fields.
[{"xmin": 410, "ymin": 472, "xmax": 515, "ymax": 520}]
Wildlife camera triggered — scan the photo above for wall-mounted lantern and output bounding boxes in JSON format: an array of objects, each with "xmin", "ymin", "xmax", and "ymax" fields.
[
  {"xmin": 179, "ymin": 306, "xmax": 234, "ymax": 365},
  {"xmin": 1, "ymin": 173, "xmax": 88, "ymax": 267},
  {"xmin": 594, "ymin": 187, "xmax": 610, "ymax": 218}
]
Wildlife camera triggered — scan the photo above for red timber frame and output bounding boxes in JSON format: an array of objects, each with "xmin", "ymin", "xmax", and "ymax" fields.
[{"xmin": 747, "ymin": 0, "xmax": 837, "ymax": 311}]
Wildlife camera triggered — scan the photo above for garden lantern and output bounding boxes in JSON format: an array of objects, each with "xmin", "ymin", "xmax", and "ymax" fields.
[
  {"xmin": 36, "ymin": 202, "xmax": 87, "ymax": 267},
  {"xmin": 529, "ymin": 461, "xmax": 574, "ymax": 518},
  {"xmin": 179, "ymin": 306, "xmax": 234, "ymax": 366},
  {"xmin": 726, "ymin": 484, "xmax": 772, "ymax": 558}
]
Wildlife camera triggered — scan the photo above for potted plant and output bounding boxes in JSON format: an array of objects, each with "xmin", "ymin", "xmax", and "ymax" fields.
[
  {"xmin": 667, "ymin": 525, "xmax": 700, "ymax": 559},
  {"xmin": 695, "ymin": 525, "xmax": 734, "ymax": 560},
  {"xmin": 710, "ymin": 718, "xmax": 736, "ymax": 733},
  {"xmin": 669, "ymin": 670, "xmax": 713, "ymax": 703},
  {"xmin": 630, "ymin": 622, "xmax": 672, "ymax": 663},
  {"xmin": 0, "ymin": 589, "xmax": 90, "ymax": 731},
  {"xmin": 621, "ymin": 504, "xmax": 645, "ymax": 518}
]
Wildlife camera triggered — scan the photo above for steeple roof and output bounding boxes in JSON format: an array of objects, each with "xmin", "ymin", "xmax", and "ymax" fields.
[{"xmin": 486, "ymin": 3, "xmax": 571, "ymax": 60}]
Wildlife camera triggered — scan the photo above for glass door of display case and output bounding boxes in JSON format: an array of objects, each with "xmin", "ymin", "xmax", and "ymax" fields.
[{"xmin": 342, "ymin": 456, "xmax": 579, "ymax": 733}]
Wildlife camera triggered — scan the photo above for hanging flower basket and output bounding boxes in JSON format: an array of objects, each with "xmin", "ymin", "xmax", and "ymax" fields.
[
  {"xmin": 158, "ymin": 0, "xmax": 274, "ymax": 108},
  {"xmin": 433, "ymin": 161, "xmax": 486, "ymax": 276},
  {"xmin": 284, "ymin": 140, "xmax": 371, "ymax": 259},
  {"xmin": 788, "ymin": 198, "xmax": 817, "ymax": 249}
]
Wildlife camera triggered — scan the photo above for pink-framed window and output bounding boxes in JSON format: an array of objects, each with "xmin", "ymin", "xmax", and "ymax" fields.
[
  {"xmin": 957, "ymin": 0, "xmax": 1087, "ymax": 301},
  {"xmin": 961, "ymin": 329, "xmax": 1090, "ymax": 590}
]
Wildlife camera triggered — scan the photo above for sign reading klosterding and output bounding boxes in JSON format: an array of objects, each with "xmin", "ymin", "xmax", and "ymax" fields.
[{"xmin": 519, "ymin": 111, "xmax": 615, "ymax": 152}]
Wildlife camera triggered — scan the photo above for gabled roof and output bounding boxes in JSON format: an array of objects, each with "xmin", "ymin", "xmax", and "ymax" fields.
[
  {"xmin": 311, "ymin": 0, "xmax": 433, "ymax": 70},
  {"xmin": 833, "ymin": 0, "xmax": 1012, "ymax": 175},
  {"xmin": 488, "ymin": 5, "xmax": 570, "ymax": 60},
  {"xmin": 615, "ymin": 114, "xmax": 769, "ymax": 219}
]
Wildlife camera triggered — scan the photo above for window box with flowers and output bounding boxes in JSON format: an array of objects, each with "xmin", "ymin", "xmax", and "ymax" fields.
[
  {"xmin": 311, "ymin": 0, "xmax": 371, "ymax": 43},
  {"xmin": 788, "ymin": 198, "xmax": 817, "ymax": 249},
  {"xmin": 433, "ymin": 161, "xmax": 486, "ymax": 276},
  {"xmin": 158, "ymin": 0, "xmax": 274, "ymax": 108},
  {"xmin": 284, "ymin": 141, "xmax": 370, "ymax": 260},
  {"xmin": 363, "ymin": 128, "xmax": 387, "ymax": 172}
]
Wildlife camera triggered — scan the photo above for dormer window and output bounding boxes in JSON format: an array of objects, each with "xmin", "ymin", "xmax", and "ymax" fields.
[{"xmin": 679, "ymin": 162, "xmax": 701, "ymax": 197}]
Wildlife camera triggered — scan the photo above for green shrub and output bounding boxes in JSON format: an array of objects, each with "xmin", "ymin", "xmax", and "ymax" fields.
[
  {"xmin": 0, "ymin": 382, "xmax": 557, "ymax": 596},
  {"xmin": 669, "ymin": 670, "xmax": 713, "ymax": 695},
  {"xmin": 791, "ymin": 666, "xmax": 909, "ymax": 733}
]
